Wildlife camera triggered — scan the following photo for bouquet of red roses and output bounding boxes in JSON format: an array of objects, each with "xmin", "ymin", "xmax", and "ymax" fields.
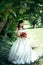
[{"xmin": 20, "ymin": 32, "xmax": 27, "ymax": 37}]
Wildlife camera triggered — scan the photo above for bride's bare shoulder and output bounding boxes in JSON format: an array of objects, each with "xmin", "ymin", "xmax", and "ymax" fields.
[{"xmin": 15, "ymin": 27, "xmax": 19, "ymax": 30}]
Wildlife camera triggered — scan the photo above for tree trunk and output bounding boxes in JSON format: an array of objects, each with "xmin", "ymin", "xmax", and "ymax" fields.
[
  {"xmin": 0, "ymin": 17, "xmax": 12, "ymax": 42},
  {"xmin": 33, "ymin": 24, "xmax": 35, "ymax": 28}
]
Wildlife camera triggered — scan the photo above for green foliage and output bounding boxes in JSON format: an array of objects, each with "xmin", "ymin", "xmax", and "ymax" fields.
[
  {"xmin": 0, "ymin": 0, "xmax": 43, "ymax": 40},
  {"xmin": 29, "ymin": 13, "xmax": 37, "ymax": 28}
]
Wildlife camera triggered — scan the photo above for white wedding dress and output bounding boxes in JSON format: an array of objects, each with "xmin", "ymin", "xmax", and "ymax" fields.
[{"xmin": 8, "ymin": 28, "xmax": 41, "ymax": 64}]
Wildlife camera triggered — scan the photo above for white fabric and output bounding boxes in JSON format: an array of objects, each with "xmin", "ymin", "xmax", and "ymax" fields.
[{"xmin": 8, "ymin": 28, "xmax": 41, "ymax": 64}]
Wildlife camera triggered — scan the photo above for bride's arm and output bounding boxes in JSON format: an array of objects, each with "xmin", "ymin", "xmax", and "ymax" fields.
[
  {"xmin": 15, "ymin": 28, "xmax": 24, "ymax": 38},
  {"xmin": 15, "ymin": 28, "xmax": 22, "ymax": 38},
  {"xmin": 15, "ymin": 28, "xmax": 20, "ymax": 37},
  {"xmin": 25, "ymin": 31, "xmax": 30, "ymax": 39}
]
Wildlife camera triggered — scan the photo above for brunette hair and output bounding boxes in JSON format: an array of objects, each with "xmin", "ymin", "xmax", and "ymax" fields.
[{"xmin": 17, "ymin": 20, "xmax": 23, "ymax": 30}]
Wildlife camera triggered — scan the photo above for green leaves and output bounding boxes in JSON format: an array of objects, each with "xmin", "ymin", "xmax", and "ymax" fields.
[{"xmin": 0, "ymin": 0, "xmax": 43, "ymax": 40}]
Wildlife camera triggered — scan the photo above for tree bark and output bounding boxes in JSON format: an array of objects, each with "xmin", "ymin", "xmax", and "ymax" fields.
[{"xmin": 0, "ymin": 17, "xmax": 12, "ymax": 42}]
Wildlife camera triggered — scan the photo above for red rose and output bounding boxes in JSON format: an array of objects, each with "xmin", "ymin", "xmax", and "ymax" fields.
[{"xmin": 20, "ymin": 32, "xmax": 27, "ymax": 37}]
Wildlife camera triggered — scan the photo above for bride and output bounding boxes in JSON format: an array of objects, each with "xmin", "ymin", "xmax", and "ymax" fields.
[{"xmin": 8, "ymin": 20, "xmax": 41, "ymax": 64}]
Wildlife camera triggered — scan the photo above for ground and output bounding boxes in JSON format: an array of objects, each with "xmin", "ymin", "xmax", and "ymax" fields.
[{"xmin": 0, "ymin": 28, "xmax": 43, "ymax": 65}]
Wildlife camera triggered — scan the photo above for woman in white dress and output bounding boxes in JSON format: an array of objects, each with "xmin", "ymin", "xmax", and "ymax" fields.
[{"xmin": 8, "ymin": 20, "xmax": 41, "ymax": 64}]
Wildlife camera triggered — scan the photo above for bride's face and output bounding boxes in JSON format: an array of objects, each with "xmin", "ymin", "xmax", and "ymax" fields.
[{"xmin": 20, "ymin": 23, "xmax": 24, "ymax": 28}]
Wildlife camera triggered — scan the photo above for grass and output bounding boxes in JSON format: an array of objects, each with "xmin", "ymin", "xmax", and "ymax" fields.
[{"xmin": 0, "ymin": 28, "xmax": 43, "ymax": 65}]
